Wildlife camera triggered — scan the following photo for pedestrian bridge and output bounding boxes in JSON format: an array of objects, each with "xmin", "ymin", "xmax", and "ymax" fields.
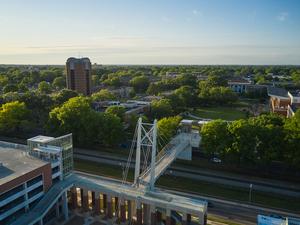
[
  {"xmin": 13, "ymin": 172, "xmax": 207, "ymax": 225},
  {"xmin": 139, "ymin": 133, "xmax": 192, "ymax": 186}
]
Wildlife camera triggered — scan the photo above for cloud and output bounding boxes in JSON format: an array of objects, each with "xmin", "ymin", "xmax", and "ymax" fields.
[
  {"xmin": 277, "ymin": 12, "xmax": 289, "ymax": 22},
  {"xmin": 161, "ymin": 16, "xmax": 171, "ymax": 23},
  {"xmin": 192, "ymin": 10, "xmax": 202, "ymax": 16}
]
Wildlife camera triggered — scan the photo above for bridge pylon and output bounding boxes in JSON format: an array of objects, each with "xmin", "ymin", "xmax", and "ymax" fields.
[{"xmin": 133, "ymin": 117, "xmax": 157, "ymax": 191}]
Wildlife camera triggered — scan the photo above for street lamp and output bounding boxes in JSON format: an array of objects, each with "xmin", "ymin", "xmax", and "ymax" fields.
[{"xmin": 249, "ymin": 183, "xmax": 253, "ymax": 203}]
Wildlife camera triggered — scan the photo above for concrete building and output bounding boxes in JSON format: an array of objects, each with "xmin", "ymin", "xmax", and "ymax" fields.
[
  {"xmin": 0, "ymin": 134, "xmax": 72, "ymax": 225},
  {"xmin": 228, "ymin": 78, "xmax": 252, "ymax": 93},
  {"xmin": 66, "ymin": 57, "xmax": 92, "ymax": 95},
  {"xmin": 268, "ymin": 87, "xmax": 300, "ymax": 117}
]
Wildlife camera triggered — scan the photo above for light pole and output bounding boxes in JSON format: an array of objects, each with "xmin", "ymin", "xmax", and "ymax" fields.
[{"xmin": 249, "ymin": 183, "xmax": 253, "ymax": 203}]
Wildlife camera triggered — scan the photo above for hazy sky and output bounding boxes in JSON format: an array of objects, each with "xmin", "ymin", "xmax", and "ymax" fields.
[{"xmin": 0, "ymin": 0, "xmax": 300, "ymax": 65}]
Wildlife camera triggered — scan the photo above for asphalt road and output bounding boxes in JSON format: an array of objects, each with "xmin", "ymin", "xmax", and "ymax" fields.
[{"xmin": 74, "ymin": 149, "xmax": 300, "ymax": 197}]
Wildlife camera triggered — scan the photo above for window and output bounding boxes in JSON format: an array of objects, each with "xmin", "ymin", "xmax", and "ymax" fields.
[
  {"xmin": 0, "ymin": 184, "xmax": 24, "ymax": 202},
  {"xmin": 27, "ymin": 175, "xmax": 43, "ymax": 187},
  {"xmin": 70, "ymin": 70, "xmax": 75, "ymax": 89},
  {"xmin": 52, "ymin": 166, "xmax": 60, "ymax": 174},
  {"xmin": 0, "ymin": 196, "xmax": 25, "ymax": 214},
  {"xmin": 28, "ymin": 186, "xmax": 43, "ymax": 199},
  {"xmin": 86, "ymin": 70, "xmax": 90, "ymax": 95}
]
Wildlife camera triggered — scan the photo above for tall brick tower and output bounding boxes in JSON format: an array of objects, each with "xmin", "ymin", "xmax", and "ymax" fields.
[{"xmin": 66, "ymin": 57, "xmax": 92, "ymax": 95}]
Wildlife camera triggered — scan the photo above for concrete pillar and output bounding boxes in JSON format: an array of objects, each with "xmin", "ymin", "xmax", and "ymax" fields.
[
  {"xmin": 62, "ymin": 191, "xmax": 69, "ymax": 221},
  {"xmin": 115, "ymin": 196, "xmax": 119, "ymax": 217},
  {"xmin": 127, "ymin": 200, "xmax": 132, "ymax": 221},
  {"xmin": 39, "ymin": 219, "xmax": 43, "ymax": 225},
  {"xmin": 80, "ymin": 188, "xmax": 84, "ymax": 207},
  {"xmin": 150, "ymin": 205, "xmax": 156, "ymax": 225},
  {"xmin": 107, "ymin": 194, "xmax": 113, "ymax": 219},
  {"xmin": 71, "ymin": 187, "xmax": 78, "ymax": 209},
  {"xmin": 55, "ymin": 201, "xmax": 60, "ymax": 218},
  {"xmin": 182, "ymin": 213, "xmax": 187, "ymax": 225},
  {"xmin": 120, "ymin": 199, "xmax": 126, "ymax": 222},
  {"xmin": 187, "ymin": 214, "xmax": 191, "ymax": 224},
  {"xmin": 82, "ymin": 189, "xmax": 89, "ymax": 211},
  {"xmin": 143, "ymin": 204, "xmax": 150, "ymax": 225},
  {"xmin": 94, "ymin": 192, "xmax": 100, "ymax": 215},
  {"xmin": 91, "ymin": 191, "xmax": 96, "ymax": 210},
  {"xmin": 166, "ymin": 209, "xmax": 171, "ymax": 225},
  {"xmin": 103, "ymin": 194, "xmax": 107, "ymax": 214},
  {"xmin": 156, "ymin": 210, "xmax": 162, "ymax": 224},
  {"xmin": 199, "ymin": 213, "xmax": 206, "ymax": 225},
  {"xmin": 136, "ymin": 201, "xmax": 142, "ymax": 225}
]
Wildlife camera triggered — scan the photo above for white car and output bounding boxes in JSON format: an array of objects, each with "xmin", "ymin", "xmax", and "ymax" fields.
[{"xmin": 211, "ymin": 157, "xmax": 222, "ymax": 163}]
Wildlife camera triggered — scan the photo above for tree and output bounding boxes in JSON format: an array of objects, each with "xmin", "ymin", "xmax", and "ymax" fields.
[
  {"xmin": 48, "ymin": 97, "xmax": 96, "ymax": 146},
  {"xmin": 199, "ymin": 86, "xmax": 237, "ymax": 105},
  {"xmin": 227, "ymin": 119, "xmax": 257, "ymax": 165},
  {"xmin": 200, "ymin": 119, "xmax": 230, "ymax": 158},
  {"xmin": 284, "ymin": 110, "xmax": 300, "ymax": 168},
  {"xmin": 157, "ymin": 116, "xmax": 181, "ymax": 145},
  {"xmin": 52, "ymin": 77, "xmax": 65, "ymax": 90},
  {"xmin": 40, "ymin": 70, "xmax": 58, "ymax": 83},
  {"xmin": 150, "ymin": 99, "xmax": 173, "ymax": 119},
  {"xmin": 130, "ymin": 75, "xmax": 150, "ymax": 93},
  {"xmin": 48, "ymin": 96, "xmax": 124, "ymax": 147},
  {"xmin": 52, "ymin": 89, "xmax": 79, "ymax": 106},
  {"xmin": 20, "ymin": 91, "xmax": 54, "ymax": 125},
  {"xmin": 98, "ymin": 113, "xmax": 124, "ymax": 146},
  {"xmin": 38, "ymin": 81, "xmax": 52, "ymax": 94},
  {"xmin": 105, "ymin": 105, "xmax": 126, "ymax": 120},
  {"xmin": 291, "ymin": 70, "xmax": 300, "ymax": 86},
  {"xmin": 2, "ymin": 84, "xmax": 18, "ymax": 93},
  {"xmin": 174, "ymin": 85, "xmax": 198, "ymax": 108},
  {"xmin": 91, "ymin": 89, "xmax": 116, "ymax": 101},
  {"xmin": 147, "ymin": 82, "xmax": 164, "ymax": 95},
  {"xmin": 0, "ymin": 101, "xmax": 30, "ymax": 135},
  {"xmin": 249, "ymin": 114, "xmax": 285, "ymax": 164}
]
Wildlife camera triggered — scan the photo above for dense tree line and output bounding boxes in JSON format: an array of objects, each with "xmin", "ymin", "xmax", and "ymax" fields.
[{"xmin": 200, "ymin": 112, "xmax": 300, "ymax": 169}]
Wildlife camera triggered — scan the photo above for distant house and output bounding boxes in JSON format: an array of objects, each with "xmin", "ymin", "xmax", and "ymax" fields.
[
  {"xmin": 165, "ymin": 72, "xmax": 180, "ymax": 79},
  {"xmin": 110, "ymin": 86, "xmax": 133, "ymax": 98},
  {"xmin": 268, "ymin": 87, "xmax": 300, "ymax": 117},
  {"xmin": 228, "ymin": 78, "xmax": 252, "ymax": 93},
  {"xmin": 287, "ymin": 91, "xmax": 300, "ymax": 118}
]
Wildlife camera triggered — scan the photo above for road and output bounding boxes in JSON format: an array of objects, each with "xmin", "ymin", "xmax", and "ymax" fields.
[
  {"xmin": 74, "ymin": 171, "xmax": 300, "ymax": 225},
  {"xmin": 74, "ymin": 148, "xmax": 300, "ymax": 197}
]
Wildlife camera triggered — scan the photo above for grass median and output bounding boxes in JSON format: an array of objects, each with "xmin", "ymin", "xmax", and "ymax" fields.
[{"xmin": 74, "ymin": 159, "xmax": 300, "ymax": 212}]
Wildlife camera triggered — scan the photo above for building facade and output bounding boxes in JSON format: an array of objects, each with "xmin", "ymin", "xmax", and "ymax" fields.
[
  {"xmin": 66, "ymin": 57, "xmax": 92, "ymax": 95},
  {"xmin": 268, "ymin": 87, "xmax": 300, "ymax": 117},
  {"xmin": 0, "ymin": 134, "xmax": 73, "ymax": 225}
]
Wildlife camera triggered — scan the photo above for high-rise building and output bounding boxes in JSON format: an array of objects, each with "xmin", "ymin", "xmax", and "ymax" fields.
[{"xmin": 66, "ymin": 57, "xmax": 92, "ymax": 95}]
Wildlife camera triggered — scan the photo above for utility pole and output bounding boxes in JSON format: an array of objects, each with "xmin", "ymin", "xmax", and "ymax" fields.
[{"xmin": 249, "ymin": 183, "xmax": 253, "ymax": 202}]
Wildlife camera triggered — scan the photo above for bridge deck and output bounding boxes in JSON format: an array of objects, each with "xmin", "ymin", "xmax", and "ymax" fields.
[
  {"xmin": 13, "ymin": 173, "xmax": 207, "ymax": 225},
  {"xmin": 140, "ymin": 139, "xmax": 190, "ymax": 185}
]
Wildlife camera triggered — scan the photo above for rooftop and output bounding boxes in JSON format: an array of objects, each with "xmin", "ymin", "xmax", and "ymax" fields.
[
  {"xmin": 267, "ymin": 86, "xmax": 289, "ymax": 98},
  {"xmin": 228, "ymin": 78, "xmax": 252, "ymax": 84},
  {"xmin": 27, "ymin": 135, "xmax": 55, "ymax": 144},
  {"xmin": 0, "ymin": 143, "xmax": 48, "ymax": 186}
]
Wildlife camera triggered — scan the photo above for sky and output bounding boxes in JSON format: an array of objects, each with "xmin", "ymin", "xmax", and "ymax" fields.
[{"xmin": 0, "ymin": 0, "xmax": 300, "ymax": 65}]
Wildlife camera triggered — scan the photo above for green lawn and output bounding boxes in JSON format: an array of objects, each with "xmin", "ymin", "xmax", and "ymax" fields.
[
  {"xmin": 74, "ymin": 159, "xmax": 300, "ymax": 212},
  {"xmin": 191, "ymin": 106, "xmax": 247, "ymax": 121}
]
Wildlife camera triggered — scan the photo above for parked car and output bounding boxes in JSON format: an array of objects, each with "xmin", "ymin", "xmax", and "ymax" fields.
[{"xmin": 211, "ymin": 157, "xmax": 222, "ymax": 163}]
